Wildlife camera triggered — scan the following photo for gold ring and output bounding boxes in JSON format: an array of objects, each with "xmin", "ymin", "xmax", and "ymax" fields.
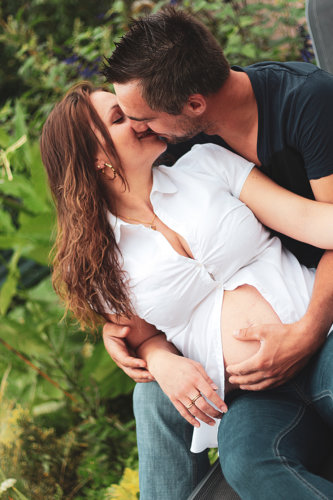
[
  {"xmin": 191, "ymin": 393, "xmax": 202, "ymax": 404},
  {"xmin": 186, "ymin": 393, "xmax": 202, "ymax": 409}
]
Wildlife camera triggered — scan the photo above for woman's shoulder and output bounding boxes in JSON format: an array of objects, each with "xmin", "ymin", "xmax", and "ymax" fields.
[
  {"xmin": 157, "ymin": 143, "xmax": 227, "ymax": 176},
  {"xmin": 157, "ymin": 143, "xmax": 255, "ymax": 197}
]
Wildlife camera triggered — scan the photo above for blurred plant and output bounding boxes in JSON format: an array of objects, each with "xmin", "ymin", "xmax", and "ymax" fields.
[
  {"xmin": 103, "ymin": 468, "xmax": 139, "ymax": 499},
  {"xmin": 169, "ymin": 0, "xmax": 307, "ymax": 65}
]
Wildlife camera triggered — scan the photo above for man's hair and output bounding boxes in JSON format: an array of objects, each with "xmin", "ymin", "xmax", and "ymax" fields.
[{"xmin": 103, "ymin": 7, "xmax": 230, "ymax": 114}]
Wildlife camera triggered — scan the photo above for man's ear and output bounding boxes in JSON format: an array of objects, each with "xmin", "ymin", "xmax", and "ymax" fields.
[{"xmin": 183, "ymin": 94, "xmax": 207, "ymax": 116}]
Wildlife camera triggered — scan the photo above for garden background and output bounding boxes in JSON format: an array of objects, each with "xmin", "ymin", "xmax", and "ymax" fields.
[{"xmin": 0, "ymin": 1, "xmax": 314, "ymax": 498}]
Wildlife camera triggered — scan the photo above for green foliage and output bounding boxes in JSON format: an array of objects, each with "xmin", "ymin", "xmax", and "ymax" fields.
[
  {"xmin": 0, "ymin": 0, "xmax": 308, "ymax": 497},
  {"xmin": 0, "ymin": 395, "xmax": 137, "ymax": 499},
  {"xmin": 178, "ymin": 0, "xmax": 306, "ymax": 65}
]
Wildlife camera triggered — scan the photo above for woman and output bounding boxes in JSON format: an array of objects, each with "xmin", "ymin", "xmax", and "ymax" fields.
[{"xmin": 40, "ymin": 82, "xmax": 333, "ymax": 497}]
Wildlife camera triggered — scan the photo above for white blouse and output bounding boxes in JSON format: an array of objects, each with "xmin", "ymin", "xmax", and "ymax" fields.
[{"xmin": 106, "ymin": 144, "xmax": 316, "ymax": 452}]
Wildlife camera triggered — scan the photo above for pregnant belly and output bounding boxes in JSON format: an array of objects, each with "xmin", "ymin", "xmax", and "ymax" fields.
[{"xmin": 220, "ymin": 284, "xmax": 282, "ymax": 392}]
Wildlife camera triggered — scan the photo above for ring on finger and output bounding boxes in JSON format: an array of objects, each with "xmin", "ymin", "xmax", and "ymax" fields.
[{"xmin": 186, "ymin": 393, "xmax": 202, "ymax": 409}]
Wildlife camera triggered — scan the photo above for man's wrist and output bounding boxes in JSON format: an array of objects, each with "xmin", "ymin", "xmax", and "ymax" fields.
[{"xmin": 296, "ymin": 312, "xmax": 330, "ymax": 348}]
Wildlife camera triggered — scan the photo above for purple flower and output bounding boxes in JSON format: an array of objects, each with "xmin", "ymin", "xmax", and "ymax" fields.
[{"xmin": 64, "ymin": 55, "xmax": 79, "ymax": 65}]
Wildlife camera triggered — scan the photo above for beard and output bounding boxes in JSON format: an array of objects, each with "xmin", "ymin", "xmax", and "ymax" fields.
[{"xmin": 160, "ymin": 115, "xmax": 211, "ymax": 144}]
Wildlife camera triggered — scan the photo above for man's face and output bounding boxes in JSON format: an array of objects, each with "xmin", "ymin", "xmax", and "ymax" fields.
[{"xmin": 114, "ymin": 81, "xmax": 205, "ymax": 143}]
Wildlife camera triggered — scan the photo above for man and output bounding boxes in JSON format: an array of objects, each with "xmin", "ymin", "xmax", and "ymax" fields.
[{"xmin": 102, "ymin": 7, "xmax": 333, "ymax": 499}]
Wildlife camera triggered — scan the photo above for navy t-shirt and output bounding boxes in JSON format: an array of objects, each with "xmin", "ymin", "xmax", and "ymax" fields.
[{"xmin": 165, "ymin": 61, "xmax": 333, "ymax": 268}]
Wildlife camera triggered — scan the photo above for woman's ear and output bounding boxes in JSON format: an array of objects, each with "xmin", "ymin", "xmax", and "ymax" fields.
[
  {"xmin": 95, "ymin": 160, "xmax": 105, "ymax": 173},
  {"xmin": 183, "ymin": 94, "xmax": 207, "ymax": 117}
]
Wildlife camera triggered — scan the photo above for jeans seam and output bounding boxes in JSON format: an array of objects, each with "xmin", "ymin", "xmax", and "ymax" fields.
[
  {"xmin": 311, "ymin": 390, "xmax": 333, "ymax": 403},
  {"xmin": 190, "ymin": 452, "xmax": 198, "ymax": 488},
  {"xmin": 291, "ymin": 381, "xmax": 312, "ymax": 405},
  {"xmin": 274, "ymin": 405, "xmax": 330, "ymax": 500}
]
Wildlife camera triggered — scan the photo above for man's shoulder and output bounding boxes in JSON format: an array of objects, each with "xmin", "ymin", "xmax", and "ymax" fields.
[
  {"xmin": 237, "ymin": 60, "xmax": 333, "ymax": 110},
  {"xmin": 235, "ymin": 60, "xmax": 319, "ymax": 78}
]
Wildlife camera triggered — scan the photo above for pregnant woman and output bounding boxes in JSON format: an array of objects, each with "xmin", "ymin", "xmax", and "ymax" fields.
[{"xmin": 40, "ymin": 82, "xmax": 333, "ymax": 499}]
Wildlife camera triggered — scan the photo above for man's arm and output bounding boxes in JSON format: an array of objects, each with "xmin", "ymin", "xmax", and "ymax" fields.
[
  {"xmin": 103, "ymin": 319, "xmax": 154, "ymax": 383},
  {"xmin": 227, "ymin": 175, "xmax": 333, "ymax": 390}
]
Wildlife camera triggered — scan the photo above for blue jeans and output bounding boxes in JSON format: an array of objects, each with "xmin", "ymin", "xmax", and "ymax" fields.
[
  {"xmin": 133, "ymin": 381, "xmax": 210, "ymax": 500},
  {"xmin": 134, "ymin": 333, "xmax": 333, "ymax": 500}
]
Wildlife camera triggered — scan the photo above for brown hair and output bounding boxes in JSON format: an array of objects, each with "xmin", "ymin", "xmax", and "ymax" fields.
[
  {"xmin": 40, "ymin": 82, "xmax": 132, "ymax": 328},
  {"xmin": 103, "ymin": 7, "xmax": 230, "ymax": 114}
]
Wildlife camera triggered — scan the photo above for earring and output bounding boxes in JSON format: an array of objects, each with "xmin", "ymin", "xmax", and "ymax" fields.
[
  {"xmin": 96, "ymin": 163, "xmax": 118, "ymax": 179},
  {"xmin": 104, "ymin": 162, "xmax": 117, "ymax": 180}
]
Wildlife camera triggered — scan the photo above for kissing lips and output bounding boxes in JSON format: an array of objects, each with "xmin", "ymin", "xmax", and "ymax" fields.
[{"xmin": 137, "ymin": 129, "xmax": 158, "ymax": 140}]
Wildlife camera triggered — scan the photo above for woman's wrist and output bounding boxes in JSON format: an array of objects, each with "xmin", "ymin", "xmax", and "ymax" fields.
[
  {"xmin": 136, "ymin": 333, "xmax": 179, "ymax": 364},
  {"xmin": 147, "ymin": 350, "xmax": 179, "ymax": 375}
]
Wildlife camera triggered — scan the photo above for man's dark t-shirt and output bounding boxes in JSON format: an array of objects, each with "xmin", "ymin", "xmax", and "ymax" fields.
[{"xmin": 166, "ymin": 62, "xmax": 333, "ymax": 268}]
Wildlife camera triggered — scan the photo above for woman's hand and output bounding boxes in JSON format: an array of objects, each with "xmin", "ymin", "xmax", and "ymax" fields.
[{"xmin": 148, "ymin": 351, "xmax": 228, "ymax": 427}]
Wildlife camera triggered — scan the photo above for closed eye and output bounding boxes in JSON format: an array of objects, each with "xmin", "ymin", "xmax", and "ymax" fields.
[{"xmin": 112, "ymin": 114, "xmax": 124, "ymax": 124}]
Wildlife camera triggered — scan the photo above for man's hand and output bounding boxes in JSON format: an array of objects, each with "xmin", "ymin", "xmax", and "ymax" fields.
[
  {"xmin": 226, "ymin": 320, "xmax": 326, "ymax": 390},
  {"xmin": 103, "ymin": 322, "xmax": 154, "ymax": 383}
]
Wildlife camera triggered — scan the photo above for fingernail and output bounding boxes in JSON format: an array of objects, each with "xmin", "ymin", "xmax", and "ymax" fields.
[
  {"xmin": 209, "ymin": 421, "xmax": 216, "ymax": 426},
  {"xmin": 233, "ymin": 329, "xmax": 240, "ymax": 336},
  {"xmin": 194, "ymin": 421, "xmax": 200, "ymax": 428},
  {"xmin": 211, "ymin": 383, "xmax": 218, "ymax": 390}
]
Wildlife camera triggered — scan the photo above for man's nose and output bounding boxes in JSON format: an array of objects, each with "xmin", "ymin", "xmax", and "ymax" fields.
[{"xmin": 130, "ymin": 120, "xmax": 149, "ymax": 133}]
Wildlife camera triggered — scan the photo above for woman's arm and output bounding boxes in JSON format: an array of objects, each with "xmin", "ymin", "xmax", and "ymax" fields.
[
  {"xmin": 137, "ymin": 334, "xmax": 227, "ymax": 427},
  {"xmin": 105, "ymin": 314, "xmax": 227, "ymax": 426},
  {"xmin": 239, "ymin": 167, "xmax": 333, "ymax": 249}
]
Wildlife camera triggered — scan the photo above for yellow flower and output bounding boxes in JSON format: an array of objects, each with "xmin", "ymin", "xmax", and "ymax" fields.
[{"xmin": 104, "ymin": 468, "xmax": 139, "ymax": 500}]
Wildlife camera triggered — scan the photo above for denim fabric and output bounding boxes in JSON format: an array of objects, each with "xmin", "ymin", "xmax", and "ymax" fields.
[
  {"xmin": 133, "ymin": 382, "xmax": 210, "ymax": 500},
  {"xmin": 134, "ymin": 334, "xmax": 333, "ymax": 499},
  {"xmin": 218, "ymin": 332, "xmax": 333, "ymax": 499}
]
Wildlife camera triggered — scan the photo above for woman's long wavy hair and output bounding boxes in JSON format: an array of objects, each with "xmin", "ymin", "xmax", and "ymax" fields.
[{"xmin": 40, "ymin": 82, "xmax": 133, "ymax": 328}]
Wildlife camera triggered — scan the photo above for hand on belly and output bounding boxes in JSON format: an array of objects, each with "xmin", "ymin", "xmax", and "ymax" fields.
[{"xmin": 221, "ymin": 284, "xmax": 282, "ymax": 390}]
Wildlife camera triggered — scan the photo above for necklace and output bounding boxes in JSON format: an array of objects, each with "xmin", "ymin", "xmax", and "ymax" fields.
[{"xmin": 119, "ymin": 213, "xmax": 157, "ymax": 230}]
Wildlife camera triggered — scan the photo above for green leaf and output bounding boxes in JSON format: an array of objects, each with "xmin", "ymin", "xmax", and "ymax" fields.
[
  {"xmin": 26, "ymin": 277, "xmax": 56, "ymax": 304},
  {"xmin": 0, "ymin": 129, "xmax": 11, "ymax": 149},
  {"xmin": 0, "ymin": 249, "xmax": 21, "ymax": 315},
  {"xmin": 29, "ymin": 142, "xmax": 52, "ymax": 205},
  {"xmin": 18, "ymin": 209, "xmax": 54, "ymax": 242},
  {"xmin": 0, "ymin": 315, "xmax": 51, "ymax": 356},
  {"xmin": 81, "ymin": 342, "xmax": 135, "ymax": 398},
  {"xmin": 14, "ymin": 100, "xmax": 32, "ymax": 168},
  {"xmin": 0, "ymin": 174, "xmax": 49, "ymax": 213},
  {"xmin": 32, "ymin": 400, "xmax": 66, "ymax": 416},
  {"xmin": 0, "ymin": 209, "xmax": 15, "ymax": 233}
]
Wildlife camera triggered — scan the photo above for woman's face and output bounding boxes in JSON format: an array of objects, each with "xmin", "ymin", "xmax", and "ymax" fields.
[{"xmin": 90, "ymin": 91, "xmax": 167, "ymax": 173}]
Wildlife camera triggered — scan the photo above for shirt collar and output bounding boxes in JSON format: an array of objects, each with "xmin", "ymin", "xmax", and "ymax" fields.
[
  {"xmin": 107, "ymin": 211, "xmax": 127, "ymax": 244},
  {"xmin": 151, "ymin": 166, "xmax": 178, "ymax": 195},
  {"xmin": 107, "ymin": 166, "xmax": 178, "ymax": 244}
]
